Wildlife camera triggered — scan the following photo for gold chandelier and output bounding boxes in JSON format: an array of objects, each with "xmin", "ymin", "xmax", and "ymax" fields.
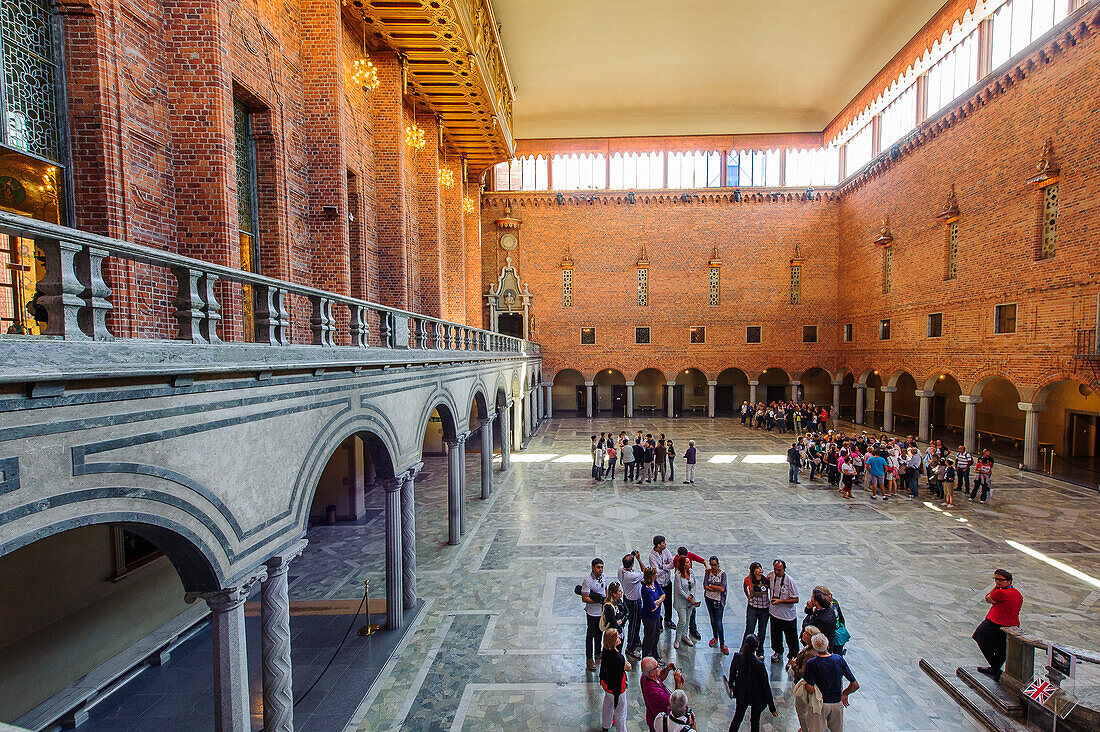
[
  {"xmin": 405, "ymin": 121, "xmax": 425, "ymax": 150},
  {"xmin": 463, "ymin": 195, "xmax": 476, "ymax": 213},
  {"xmin": 439, "ymin": 167, "xmax": 455, "ymax": 188},
  {"xmin": 352, "ymin": 57, "xmax": 379, "ymax": 91}
]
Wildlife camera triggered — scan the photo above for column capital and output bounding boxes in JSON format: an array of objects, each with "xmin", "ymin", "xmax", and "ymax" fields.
[
  {"xmin": 445, "ymin": 432, "xmax": 471, "ymax": 448},
  {"xmin": 186, "ymin": 566, "xmax": 268, "ymax": 611},
  {"xmin": 584, "ymin": 380, "xmax": 594, "ymax": 386},
  {"xmin": 1017, "ymin": 401, "xmax": 1047, "ymax": 413},
  {"xmin": 707, "ymin": 380, "xmax": 717, "ymax": 386},
  {"xmin": 748, "ymin": 380, "xmax": 759, "ymax": 386},
  {"xmin": 854, "ymin": 383, "xmax": 867, "ymax": 390},
  {"xmin": 541, "ymin": 382, "xmax": 553, "ymax": 389},
  {"xmin": 959, "ymin": 395, "xmax": 983, "ymax": 404},
  {"xmin": 789, "ymin": 380, "xmax": 801, "ymax": 386},
  {"xmin": 625, "ymin": 380, "xmax": 634, "ymax": 386},
  {"xmin": 880, "ymin": 385, "xmax": 897, "ymax": 393},
  {"xmin": 666, "ymin": 380, "xmax": 677, "ymax": 386},
  {"xmin": 482, "ymin": 411, "xmax": 497, "ymax": 423},
  {"xmin": 831, "ymin": 380, "xmax": 844, "ymax": 386},
  {"xmin": 914, "ymin": 389, "xmax": 935, "ymax": 398},
  {"xmin": 383, "ymin": 476, "xmax": 405, "ymax": 493},
  {"xmin": 265, "ymin": 538, "xmax": 308, "ymax": 575},
  {"xmin": 504, "ymin": 399, "xmax": 514, "ymax": 408}
]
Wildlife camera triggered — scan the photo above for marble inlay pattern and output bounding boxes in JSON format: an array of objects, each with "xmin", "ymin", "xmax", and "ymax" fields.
[{"xmin": 328, "ymin": 417, "xmax": 1100, "ymax": 731}]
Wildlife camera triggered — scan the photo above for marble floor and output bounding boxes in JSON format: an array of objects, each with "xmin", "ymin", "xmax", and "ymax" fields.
[{"xmin": 321, "ymin": 416, "xmax": 1100, "ymax": 732}]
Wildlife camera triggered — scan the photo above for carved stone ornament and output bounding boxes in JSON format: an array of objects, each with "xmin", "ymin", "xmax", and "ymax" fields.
[
  {"xmin": 936, "ymin": 183, "xmax": 960, "ymax": 223},
  {"xmin": 495, "ymin": 203, "xmax": 521, "ymax": 230},
  {"xmin": 1026, "ymin": 137, "xmax": 1060, "ymax": 187},
  {"xmin": 560, "ymin": 244, "xmax": 574, "ymax": 270},
  {"xmin": 873, "ymin": 217, "xmax": 894, "ymax": 247},
  {"xmin": 636, "ymin": 243, "xmax": 650, "ymax": 268},
  {"xmin": 708, "ymin": 246, "xmax": 722, "ymax": 267},
  {"xmin": 790, "ymin": 243, "xmax": 803, "ymax": 265}
]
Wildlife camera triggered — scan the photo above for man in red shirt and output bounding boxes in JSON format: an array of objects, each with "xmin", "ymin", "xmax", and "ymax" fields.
[{"xmin": 972, "ymin": 569, "xmax": 1023, "ymax": 682}]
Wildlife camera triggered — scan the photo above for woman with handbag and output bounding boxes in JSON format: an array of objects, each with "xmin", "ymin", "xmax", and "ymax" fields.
[
  {"xmin": 727, "ymin": 635, "xmax": 778, "ymax": 731},
  {"xmin": 599, "ymin": 628, "xmax": 631, "ymax": 732},
  {"xmin": 704, "ymin": 556, "xmax": 729, "ymax": 655},
  {"xmin": 673, "ymin": 556, "xmax": 698, "ymax": 648}
]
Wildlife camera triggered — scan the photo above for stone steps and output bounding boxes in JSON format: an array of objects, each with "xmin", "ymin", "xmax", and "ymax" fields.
[
  {"xmin": 920, "ymin": 658, "xmax": 1030, "ymax": 732},
  {"xmin": 957, "ymin": 666, "xmax": 1026, "ymax": 718}
]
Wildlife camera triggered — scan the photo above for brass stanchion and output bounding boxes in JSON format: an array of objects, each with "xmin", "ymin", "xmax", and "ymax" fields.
[{"xmin": 357, "ymin": 579, "xmax": 380, "ymax": 636}]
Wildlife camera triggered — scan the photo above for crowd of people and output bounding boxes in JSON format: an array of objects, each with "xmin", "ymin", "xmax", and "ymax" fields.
[{"xmin": 575, "ymin": 408, "xmax": 1019, "ymax": 731}]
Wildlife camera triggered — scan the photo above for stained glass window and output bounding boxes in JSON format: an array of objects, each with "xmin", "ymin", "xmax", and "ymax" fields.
[
  {"xmin": 1040, "ymin": 184, "xmax": 1057, "ymax": 259},
  {"xmin": 789, "ymin": 264, "xmax": 801, "ymax": 305},
  {"xmin": 562, "ymin": 268, "xmax": 573, "ymax": 307},
  {"xmin": 708, "ymin": 267, "xmax": 719, "ymax": 306},
  {"xmin": 1, "ymin": 0, "xmax": 63, "ymax": 162},
  {"xmin": 637, "ymin": 267, "xmax": 648, "ymax": 306},
  {"xmin": 946, "ymin": 222, "xmax": 958, "ymax": 278}
]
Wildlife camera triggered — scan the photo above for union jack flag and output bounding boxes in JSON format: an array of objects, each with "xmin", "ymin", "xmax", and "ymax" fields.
[{"xmin": 1024, "ymin": 678, "xmax": 1055, "ymax": 704}]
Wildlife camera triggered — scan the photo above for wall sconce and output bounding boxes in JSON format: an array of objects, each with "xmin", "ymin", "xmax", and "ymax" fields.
[{"xmin": 806, "ymin": 187, "xmax": 816, "ymax": 201}]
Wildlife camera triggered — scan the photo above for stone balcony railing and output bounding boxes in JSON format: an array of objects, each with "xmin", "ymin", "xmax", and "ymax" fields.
[{"xmin": 0, "ymin": 211, "xmax": 537, "ymax": 383}]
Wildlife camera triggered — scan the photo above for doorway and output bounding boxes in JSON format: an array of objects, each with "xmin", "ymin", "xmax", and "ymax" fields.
[
  {"xmin": 932, "ymin": 394, "xmax": 948, "ymax": 427},
  {"xmin": 498, "ymin": 313, "xmax": 523, "ymax": 338},
  {"xmin": 672, "ymin": 385, "xmax": 684, "ymax": 416},
  {"xmin": 576, "ymin": 385, "xmax": 587, "ymax": 414},
  {"xmin": 765, "ymin": 385, "xmax": 785, "ymax": 404},
  {"xmin": 1069, "ymin": 412, "xmax": 1099, "ymax": 457},
  {"xmin": 611, "ymin": 386, "xmax": 627, "ymax": 416},
  {"xmin": 715, "ymin": 386, "xmax": 736, "ymax": 415}
]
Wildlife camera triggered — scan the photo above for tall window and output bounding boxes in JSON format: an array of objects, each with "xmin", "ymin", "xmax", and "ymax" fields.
[
  {"xmin": 926, "ymin": 28, "xmax": 979, "ymax": 117},
  {"xmin": 580, "ymin": 327, "xmax": 595, "ymax": 344},
  {"xmin": 1040, "ymin": 184, "xmax": 1058, "ymax": 259},
  {"xmin": 927, "ymin": 312, "xmax": 943, "ymax": 338},
  {"xmin": 690, "ymin": 326, "xmax": 706, "ymax": 344},
  {"xmin": 1, "ymin": 0, "xmax": 63, "ymax": 164},
  {"xmin": 843, "ymin": 323, "xmax": 853, "ymax": 342},
  {"xmin": 234, "ymin": 101, "xmax": 260, "ymax": 340},
  {"xmin": 785, "ymin": 147, "xmax": 840, "ymax": 187},
  {"xmin": 667, "ymin": 150, "xmax": 722, "ymax": 189},
  {"xmin": 995, "ymin": 303, "xmax": 1017, "ymax": 333},
  {"xmin": 561, "ymin": 268, "xmax": 573, "ymax": 307},
  {"xmin": 637, "ymin": 267, "xmax": 648, "ymax": 306},
  {"xmin": 946, "ymin": 222, "xmax": 959, "ymax": 278},
  {"xmin": 789, "ymin": 264, "xmax": 802, "ymax": 305},
  {"xmin": 879, "ymin": 84, "xmax": 917, "ymax": 148},
  {"xmin": 879, "ymin": 319, "xmax": 891, "ymax": 340},
  {"xmin": 708, "ymin": 267, "xmax": 720, "ymax": 306},
  {"xmin": 845, "ymin": 122, "xmax": 874, "ymax": 173},
  {"xmin": 882, "ymin": 247, "xmax": 892, "ymax": 294},
  {"xmin": 492, "ymin": 155, "xmax": 548, "ymax": 191},
  {"xmin": 727, "ymin": 149, "xmax": 780, "ymax": 187},
  {"xmin": 551, "ymin": 153, "xmax": 606, "ymax": 190},
  {"xmin": 991, "ymin": 0, "xmax": 1069, "ymax": 70},
  {"xmin": 802, "ymin": 325, "xmax": 818, "ymax": 343},
  {"xmin": 609, "ymin": 151, "xmax": 664, "ymax": 189}
]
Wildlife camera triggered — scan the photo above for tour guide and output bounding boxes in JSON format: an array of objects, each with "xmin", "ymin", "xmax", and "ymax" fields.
[{"xmin": 972, "ymin": 569, "xmax": 1023, "ymax": 682}]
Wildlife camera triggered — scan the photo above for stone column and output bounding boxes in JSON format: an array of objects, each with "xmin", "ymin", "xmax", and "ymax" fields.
[
  {"xmin": 480, "ymin": 414, "xmax": 494, "ymax": 498},
  {"xmin": 915, "ymin": 390, "xmax": 934, "ymax": 442},
  {"xmin": 749, "ymin": 380, "xmax": 758, "ymax": 405},
  {"xmin": 400, "ymin": 466, "xmax": 420, "ymax": 609},
  {"xmin": 512, "ymin": 399, "xmax": 522, "ymax": 450},
  {"xmin": 187, "ymin": 569, "xmax": 267, "ymax": 732},
  {"xmin": 446, "ymin": 437, "xmax": 463, "ymax": 545},
  {"xmin": 789, "ymin": 380, "xmax": 801, "ymax": 402},
  {"xmin": 667, "ymin": 381, "xmax": 676, "ymax": 418},
  {"xmin": 960, "ymin": 395, "xmax": 983, "ymax": 454},
  {"xmin": 458, "ymin": 432, "xmax": 469, "ymax": 535},
  {"xmin": 881, "ymin": 386, "xmax": 896, "ymax": 433},
  {"xmin": 544, "ymin": 383, "xmax": 553, "ymax": 418},
  {"xmin": 832, "ymin": 380, "xmax": 842, "ymax": 418},
  {"xmin": 261, "ymin": 540, "xmax": 307, "ymax": 732},
  {"xmin": 707, "ymin": 380, "xmax": 717, "ymax": 417},
  {"xmin": 584, "ymin": 381, "xmax": 594, "ymax": 418},
  {"xmin": 854, "ymin": 384, "xmax": 866, "ymax": 424},
  {"xmin": 382, "ymin": 477, "xmax": 404, "ymax": 629},
  {"xmin": 1018, "ymin": 402, "xmax": 1047, "ymax": 471},
  {"xmin": 499, "ymin": 402, "xmax": 511, "ymax": 470},
  {"xmin": 625, "ymin": 381, "xmax": 634, "ymax": 418}
]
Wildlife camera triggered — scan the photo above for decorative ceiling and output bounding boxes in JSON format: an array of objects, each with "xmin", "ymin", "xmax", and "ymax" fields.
[{"xmin": 491, "ymin": 0, "xmax": 949, "ymax": 139}]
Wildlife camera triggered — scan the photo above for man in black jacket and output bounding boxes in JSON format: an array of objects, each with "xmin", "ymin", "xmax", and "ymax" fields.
[{"xmin": 786, "ymin": 443, "xmax": 802, "ymax": 484}]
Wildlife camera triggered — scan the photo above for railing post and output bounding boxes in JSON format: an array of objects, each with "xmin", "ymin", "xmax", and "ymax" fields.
[
  {"xmin": 200, "ymin": 274, "xmax": 222, "ymax": 344},
  {"xmin": 433, "ymin": 322, "xmax": 446, "ymax": 349},
  {"xmin": 172, "ymin": 266, "xmax": 206, "ymax": 344},
  {"xmin": 416, "ymin": 319, "xmax": 431, "ymax": 349},
  {"xmin": 255, "ymin": 285, "xmax": 289, "ymax": 345},
  {"xmin": 309, "ymin": 295, "xmax": 335, "ymax": 347},
  {"xmin": 79, "ymin": 246, "xmax": 113, "ymax": 340},
  {"xmin": 38, "ymin": 238, "xmax": 89, "ymax": 339},
  {"xmin": 350, "ymin": 304, "xmax": 368, "ymax": 347}
]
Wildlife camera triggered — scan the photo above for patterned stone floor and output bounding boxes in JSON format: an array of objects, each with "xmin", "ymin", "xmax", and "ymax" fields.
[{"xmin": 316, "ymin": 417, "xmax": 1100, "ymax": 731}]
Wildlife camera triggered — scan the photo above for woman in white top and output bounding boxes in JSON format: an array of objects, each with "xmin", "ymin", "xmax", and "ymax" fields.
[{"xmin": 673, "ymin": 556, "xmax": 697, "ymax": 648}]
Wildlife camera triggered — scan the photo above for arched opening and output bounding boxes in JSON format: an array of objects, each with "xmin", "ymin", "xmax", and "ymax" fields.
[
  {"xmin": 759, "ymin": 367, "xmax": 790, "ymax": 405},
  {"xmin": 0, "ymin": 521, "xmax": 217, "ymax": 725},
  {"xmin": 928, "ymin": 372, "xmax": 964, "ymax": 445},
  {"xmin": 839, "ymin": 372, "xmax": 856, "ymax": 420},
  {"xmin": 633, "ymin": 368, "xmax": 667, "ymax": 415},
  {"xmin": 1035, "ymin": 379, "xmax": 1100, "ymax": 484},
  {"xmin": 864, "ymin": 370, "xmax": 883, "ymax": 429},
  {"xmin": 716, "ymin": 367, "xmax": 749, "ymax": 415},
  {"xmin": 973, "ymin": 376, "xmax": 1023, "ymax": 459},
  {"xmin": 799, "ymin": 367, "xmax": 832, "ymax": 406},
  {"xmin": 495, "ymin": 387, "xmax": 509, "ymax": 448},
  {"xmin": 890, "ymin": 371, "xmax": 919, "ymax": 435},
  {"xmin": 467, "ymin": 389, "xmax": 495, "ymax": 502},
  {"xmin": 420, "ymin": 403, "xmax": 460, "ymax": 547},
  {"xmin": 552, "ymin": 369, "xmax": 585, "ymax": 414},
  {"xmin": 593, "ymin": 368, "xmax": 627, "ymax": 415},
  {"xmin": 673, "ymin": 368, "xmax": 707, "ymax": 416}
]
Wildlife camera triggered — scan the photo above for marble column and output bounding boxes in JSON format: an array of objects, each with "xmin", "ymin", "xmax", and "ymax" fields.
[
  {"xmin": 915, "ymin": 390, "xmax": 934, "ymax": 442},
  {"xmin": 832, "ymin": 381, "xmax": 842, "ymax": 418},
  {"xmin": 960, "ymin": 395, "xmax": 983, "ymax": 454},
  {"xmin": 789, "ymin": 380, "xmax": 801, "ymax": 402},
  {"xmin": 480, "ymin": 415, "xmax": 494, "ymax": 498},
  {"xmin": 666, "ymin": 381, "xmax": 676, "ymax": 418},
  {"xmin": 533, "ymin": 387, "xmax": 540, "ymax": 429},
  {"xmin": 544, "ymin": 384, "xmax": 553, "ymax": 418},
  {"xmin": 499, "ymin": 402, "xmax": 512, "ymax": 470},
  {"xmin": 1018, "ymin": 402, "xmax": 1047, "ymax": 470},
  {"xmin": 749, "ymin": 380, "xmax": 758, "ymax": 405},
  {"xmin": 854, "ymin": 384, "xmax": 866, "ymax": 424},
  {"xmin": 187, "ymin": 569, "xmax": 267, "ymax": 732},
  {"xmin": 707, "ymin": 380, "xmax": 717, "ymax": 417},
  {"xmin": 625, "ymin": 381, "xmax": 634, "ymax": 418},
  {"xmin": 512, "ymin": 398, "xmax": 522, "ymax": 450},
  {"xmin": 881, "ymin": 386, "xmax": 897, "ymax": 433},
  {"xmin": 261, "ymin": 540, "xmax": 307, "ymax": 732},
  {"xmin": 383, "ymin": 477, "xmax": 404, "ymax": 629},
  {"xmin": 400, "ymin": 466, "xmax": 420, "ymax": 610},
  {"xmin": 584, "ymin": 381, "xmax": 594, "ymax": 418},
  {"xmin": 446, "ymin": 437, "xmax": 463, "ymax": 545},
  {"xmin": 458, "ymin": 432, "xmax": 469, "ymax": 535}
]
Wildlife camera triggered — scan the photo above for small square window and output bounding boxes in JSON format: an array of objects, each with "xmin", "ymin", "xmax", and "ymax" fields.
[
  {"xmin": 927, "ymin": 313, "xmax": 943, "ymax": 338},
  {"xmin": 994, "ymin": 304, "xmax": 1017, "ymax": 334},
  {"xmin": 580, "ymin": 327, "xmax": 595, "ymax": 344},
  {"xmin": 690, "ymin": 326, "xmax": 706, "ymax": 344},
  {"xmin": 746, "ymin": 326, "xmax": 761, "ymax": 344},
  {"xmin": 635, "ymin": 326, "xmax": 651, "ymax": 344},
  {"xmin": 879, "ymin": 319, "xmax": 891, "ymax": 340},
  {"xmin": 842, "ymin": 323, "xmax": 853, "ymax": 342},
  {"xmin": 802, "ymin": 325, "xmax": 818, "ymax": 343}
]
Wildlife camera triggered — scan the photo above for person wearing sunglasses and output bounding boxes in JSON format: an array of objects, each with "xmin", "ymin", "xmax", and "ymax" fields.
[{"xmin": 972, "ymin": 569, "xmax": 1022, "ymax": 682}]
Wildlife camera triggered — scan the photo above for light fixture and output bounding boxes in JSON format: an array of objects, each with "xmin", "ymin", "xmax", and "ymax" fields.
[
  {"xmin": 873, "ymin": 217, "xmax": 894, "ymax": 246},
  {"xmin": 439, "ymin": 167, "xmax": 455, "ymax": 188},
  {"xmin": 463, "ymin": 196, "xmax": 476, "ymax": 214},
  {"xmin": 404, "ymin": 107, "xmax": 425, "ymax": 151},
  {"xmin": 352, "ymin": 56, "xmax": 379, "ymax": 91}
]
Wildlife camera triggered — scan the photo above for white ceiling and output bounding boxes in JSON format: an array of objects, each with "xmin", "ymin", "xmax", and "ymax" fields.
[{"xmin": 492, "ymin": 0, "xmax": 949, "ymax": 139}]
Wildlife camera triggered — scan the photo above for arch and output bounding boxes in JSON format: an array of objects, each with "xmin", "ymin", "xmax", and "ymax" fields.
[
  {"xmin": 0, "ymin": 514, "xmax": 222, "ymax": 593},
  {"xmin": 715, "ymin": 368, "xmax": 750, "ymax": 415},
  {"xmin": 970, "ymin": 373, "xmax": 1021, "ymax": 399},
  {"xmin": 799, "ymin": 367, "xmax": 833, "ymax": 405},
  {"xmin": 552, "ymin": 368, "xmax": 585, "ymax": 413},
  {"xmin": 467, "ymin": 383, "xmax": 491, "ymax": 421},
  {"xmin": 857, "ymin": 368, "xmax": 876, "ymax": 385},
  {"xmin": 758, "ymin": 367, "xmax": 790, "ymax": 404},
  {"xmin": 675, "ymin": 368, "xmax": 708, "ymax": 414},
  {"xmin": 633, "ymin": 368, "xmax": 667, "ymax": 413},
  {"xmin": 971, "ymin": 376, "xmax": 1024, "ymax": 444},
  {"xmin": 1034, "ymin": 375, "xmax": 1094, "ymax": 405},
  {"xmin": 890, "ymin": 371, "xmax": 920, "ymax": 433},
  {"xmin": 416, "ymin": 394, "xmax": 461, "ymax": 448},
  {"xmin": 921, "ymin": 367, "xmax": 963, "ymax": 392},
  {"xmin": 593, "ymin": 368, "xmax": 626, "ymax": 414},
  {"xmin": 632, "ymin": 367, "xmax": 668, "ymax": 383}
]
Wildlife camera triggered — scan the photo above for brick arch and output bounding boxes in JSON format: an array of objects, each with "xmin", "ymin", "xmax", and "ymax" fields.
[
  {"xmin": 968, "ymin": 372, "xmax": 1021, "ymax": 398},
  {"xmin": 920, "ymin": 366, "xmax": 964, "ymax": 391},
  {"xmin": 1033, "ymin": 373, "xmax": 1095, "ymax": 405},
  {"xmin": 632, "ymin": 367, "xmax": 669, "ymax": 382}
]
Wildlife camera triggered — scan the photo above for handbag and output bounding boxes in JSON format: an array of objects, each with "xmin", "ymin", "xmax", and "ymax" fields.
[{"xmin": 834, "ymin": 622, "xmax": 851, "ymax": 647}]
